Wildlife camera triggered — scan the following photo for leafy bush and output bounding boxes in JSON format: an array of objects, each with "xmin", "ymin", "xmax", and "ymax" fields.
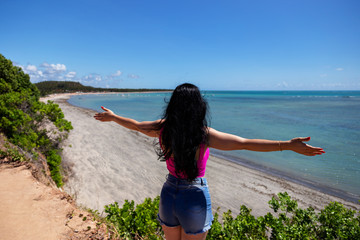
[
  {"xmin": 0, "ymin": 144, "xmax": 28, "ymax": 162},
  {"xmin": 105, "ymin": 196, "xmax": 162, "ymax": 239},
  {"xmin": 208, "ymin": 206, "xmax": 267, "ymax": 239},
  {"xmin": 318, "ymin": 201, "xmax": 360, "ymax": 239},
  {"xmin": 265, "ymin": 192, "xmax": 319, "ymax": 239},
  {"xmin": 208, "ymin": 192, "xmax": 360, "ymax": 240},
  {"xmin": 46, "ymin": 150, "xmax": 63, "ymax": 186},
  {"xmin": 0, "ymin": 55, "xmax": 39, "ymax": 95},
  {"xmin": 0, "ymin": 54, "xmax": 72, "ymax": 186},
  {"xmin": 103, "ymin": 193, "xmax": 359, "ymax": 240}
]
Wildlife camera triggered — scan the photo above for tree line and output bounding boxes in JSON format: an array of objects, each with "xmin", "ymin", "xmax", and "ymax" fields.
[{"xmin": 35, "ymin": 80, "xmax": 170, "ymax": 97}]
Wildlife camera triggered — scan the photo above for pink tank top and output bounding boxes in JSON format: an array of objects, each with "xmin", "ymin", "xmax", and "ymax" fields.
[{"xmin": 159, "ymin": 132, "xmax": 209, "ymax": 179}]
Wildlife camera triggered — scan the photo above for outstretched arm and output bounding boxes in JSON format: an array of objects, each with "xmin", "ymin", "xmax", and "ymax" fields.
[
  {"xmin": 94, "ymin": 106, "xmax": 161, "ymax": 137},
  {"xmin": 208, "ymin": 128, "xmax": 325, "ymax": 156}
]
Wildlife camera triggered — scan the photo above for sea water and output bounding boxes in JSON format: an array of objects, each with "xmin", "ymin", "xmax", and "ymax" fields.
[{"xmin": 68, "ymin": 91, "xmax": 360, "ymax": 202}]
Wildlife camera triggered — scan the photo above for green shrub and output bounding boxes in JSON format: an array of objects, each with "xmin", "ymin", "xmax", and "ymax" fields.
[
  {"xmin": 208, "ymin": 206, "xmax": 267, "ymax": 239},
  {"xmin": 266, "ymin": 192, "xmax": 318, "ymax": 239},
  {"xmin": 0, "ymin": 144, "xmax": 28, "ymax": 162},
  {"xmin": 46, "ymin": 150, "xmax": 63, "ymax": 187},
  {"xmin": 318, "ymin": 201, "xmax": 360, "ymax": 239},
  {"xmin": 104, "ymin": 196, "xmax": 162, "ymax": 239},
  {"xmin": 103, "ymin": 193, "xmax": 359, "ymax": 240},
  {"xmin": 0, "ymin": 53, "xmax": 72, "ymax": 186}
]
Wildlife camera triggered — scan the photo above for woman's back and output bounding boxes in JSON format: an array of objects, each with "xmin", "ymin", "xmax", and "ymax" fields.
[
  {"xmin": 157, "ymin": 83, "xmax": 209, "ymax": 181},
  {"xmin": 159, "ymin": 130, "xmax": 210, "ymax": 179}
]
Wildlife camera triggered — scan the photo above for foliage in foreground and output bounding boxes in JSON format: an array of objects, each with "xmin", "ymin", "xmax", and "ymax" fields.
[
  {"xmin": 0, "ymin": 54, "xmax": 72, "ymax": 186},
  {"xmin": 105, "ymin": 197, "xmax": 163, "ymax": 239},
  {"xmin": 104, "ymin": 192, "xmax": 359, "ymax": 240}
]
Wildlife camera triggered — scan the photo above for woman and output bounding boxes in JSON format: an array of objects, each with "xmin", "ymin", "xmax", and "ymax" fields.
[{"xmin": 94, "ymin": 83, "xmax": 324, "ymax": 240}]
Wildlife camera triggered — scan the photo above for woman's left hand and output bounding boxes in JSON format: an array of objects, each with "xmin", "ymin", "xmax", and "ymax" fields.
[
  {"xmin": 94, "ymin": 106, "xmax": 115, "ymax": 122},
  {"xmin": 289, "ymin": 137, "xmax": 325, "ymax": 156}
]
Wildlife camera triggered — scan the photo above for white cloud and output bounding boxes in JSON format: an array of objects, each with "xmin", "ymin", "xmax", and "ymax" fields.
[
  {"xmin": 16, "ymin": 60, "xmax": 139, "ymax": 88},
  {"xmin": 335, "ymin": 68, "xmax": 344, "ymax": 71},
  {"xmin": 82, "ymin": 74, "xmax": 102, "ymax": 82},
  {"xmin": 53, "ymin": 63, "xmax": 66, "ymax": 71},
  {"xmin": 16, "ymin": 62, "xmax": 70, "ymax": 82},
  {"xmin": 18, "ymin": 64, "xmax": 42, "ymax": 82},
  {"xmin": 128, "ymin": 74, "xmax": 140, "ymax": 79},
  {"xmin": 111, "ymin": 70, "xmax": 122, "ymax": 77},
  {"xmin": 41, "ymin": 63, "xmax": 66, "ymax": 74},
  {"xmin": 65, "ymin": 71, "xmax": 77, "ymax": 79},
  {"xmin": 95, "ymin": 75, "xmax": 102, "ymax": 81},
  {"xmin": 26, "ymin": 64, "xmax": 37, "ymax": 72}
]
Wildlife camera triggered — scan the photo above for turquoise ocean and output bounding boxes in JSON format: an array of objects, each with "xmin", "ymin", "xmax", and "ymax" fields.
[{"xmin": 68, "ymin": 91, "xmax": 360, "ymax": 203}]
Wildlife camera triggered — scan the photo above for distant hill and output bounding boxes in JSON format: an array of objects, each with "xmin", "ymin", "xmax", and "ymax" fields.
[{"xmin": 35, "ymin": 81, "xmax": 170, "ymax": 96}]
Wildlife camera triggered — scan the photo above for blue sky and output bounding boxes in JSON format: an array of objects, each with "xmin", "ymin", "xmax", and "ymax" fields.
[{"xmin": 1, "ymin": 0, "xmax": 359, "ymax": 90}]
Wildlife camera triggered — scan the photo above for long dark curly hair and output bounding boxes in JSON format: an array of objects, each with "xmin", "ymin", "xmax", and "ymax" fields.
[{"xmin": 157, "ymin": 83, "xmax": 209, "ymax": 181}]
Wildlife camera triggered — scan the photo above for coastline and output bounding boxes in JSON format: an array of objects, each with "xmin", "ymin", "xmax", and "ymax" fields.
[
  {"xmin": 40, "ymin": 91, "xmax": 171, "ymax": 101},
  {"xmin": 50, "ymin": 93, "xmax": 359, "ymax": 217},
  {"xmin": 211, "ymin": 150, "xmax": 360, "ymax": 204}
]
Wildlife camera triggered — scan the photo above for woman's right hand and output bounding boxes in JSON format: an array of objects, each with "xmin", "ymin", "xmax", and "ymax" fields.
[{"xmin": 94, "ymin": 106, "xmax": 115, "ymax": 122}]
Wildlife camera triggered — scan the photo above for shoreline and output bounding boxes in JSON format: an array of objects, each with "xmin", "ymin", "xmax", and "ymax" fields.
[
  {"xmin": 48, "ymin": 93, "xmax": 359, "ymax": 217},
  {"xmin": 41, "ymin": 91, "xmax": 171, "ymax": 101},
  {"xmin": 211, "ymin": 150, "xmax": 360, "ymax": 204}
]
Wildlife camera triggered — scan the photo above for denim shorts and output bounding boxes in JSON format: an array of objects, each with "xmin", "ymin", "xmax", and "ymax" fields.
[{"xmin": 157, "ymin": 174, "xmax": 213, "ymax": 235}]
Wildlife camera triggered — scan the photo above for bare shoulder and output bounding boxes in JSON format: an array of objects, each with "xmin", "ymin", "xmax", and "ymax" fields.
[
  {"xmin": 207, "ymin": 127, "xmax": 230, "ymax": 138},
  {"xmin": 137, "ymin": 119, "xmax": 163, "ymax": 137}
]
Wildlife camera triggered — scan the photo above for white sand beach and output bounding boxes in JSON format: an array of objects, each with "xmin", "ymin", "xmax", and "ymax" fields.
[{"xmin": 45, "ymin": 93, "xmax": 359, "ymax": 217}]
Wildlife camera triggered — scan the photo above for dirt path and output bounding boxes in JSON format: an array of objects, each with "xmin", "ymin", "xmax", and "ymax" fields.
[{"xmin": 0, "ymin": 164, "xmax": 108, "ymax": 240}]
